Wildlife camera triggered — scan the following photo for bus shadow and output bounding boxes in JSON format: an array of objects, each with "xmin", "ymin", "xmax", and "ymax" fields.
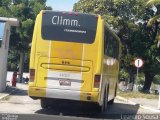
[
  {"xmin": 35, "ymin": 101, "xmax": 140, "ymax": 119},
  {"xmin": 10, "ymin": 88, "xmax": 28, "ymax": 96}
]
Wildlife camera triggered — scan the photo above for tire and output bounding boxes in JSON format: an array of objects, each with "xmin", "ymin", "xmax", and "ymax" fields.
[
  {"xmin": 101, "ymin": 86, "xmax": 109, "ymax": 112},
  {"xmin": 40, "ymin": 99, "xmax": 50, "ymax": 109},
  {"xmin": 108, "ymin": 83, "xmax": 117, "ymax": 105},
  {"xmin": 108, "ymin": 99, "xmax": 114, "ymax": 104}
]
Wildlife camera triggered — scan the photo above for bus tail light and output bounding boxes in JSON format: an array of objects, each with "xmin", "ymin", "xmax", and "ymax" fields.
[
  {"xmin": 75, "ymin": 12, "xmax": 78, "ymax": 16},
  {"xmin": 29, "ymin": 69, "xmax": 35, "ymax": 82},
  {"xmin": 69, "ymin": 12, "xmax": 72, "ymax": 16},
  {"xmin": 94, "ymin": 75, "xmax": 101, "ymax": 88}
]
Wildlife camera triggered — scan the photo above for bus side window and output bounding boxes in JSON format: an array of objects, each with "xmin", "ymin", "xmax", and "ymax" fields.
[
  {"xmin": 105, "ymin": 30, "xmax": 114, "ymax": 57},
  {"xmin": 112, "ymin": 39, "xmax": 119, "ymax": 59},
  {"xmin": 105, "ymin": 29, "xmax": 119, "ymax": 59}
]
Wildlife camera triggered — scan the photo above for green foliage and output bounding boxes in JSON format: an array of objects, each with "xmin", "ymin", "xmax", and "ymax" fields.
[
  {"xmin": 136, "ymin": 73, "xmax": 145, "ymax": 85},
  {"xmin": 120, "ymin": 69, "xmax": 129, "ymax": 81},
  {"xmin": 0, "ymin": 0, "xmax": 11, "ymax": 7},
  {"xmin": 146, "ymin": 0, "xmax": 160, "ymax": 7},
  {"xmin": 0, "ymin": 0, "xmax": 50, "ymax": 72},
  {"xmin": 7, "ymin": 50, "xmax": 20, "ymax": 71},
  {"xmin": 146, "ymin": 0, "xmax": 160, "ymax": 48},
  {"xmin": 0, "ymin": 7, "xmax": 11, "ymax": 17},
  {"xmin": 33, "ymin": 2, "xmax": 45, "ymax": 15},
  {"xmin": 153, "ymin": 74, "xmax": 160, "ymax": 84},
  {"xmin": 21, "ymin": 19, "xmax": 34, "ymax": 40},
  {"xmin": 118, "ymin": 90, "xmax": 158, "ymax": 99}
]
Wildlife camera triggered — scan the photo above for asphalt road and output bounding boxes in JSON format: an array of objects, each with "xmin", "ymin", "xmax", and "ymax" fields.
[{"xmin": 0, "ymin": 84, "xmax": 159, "ymax": 120}]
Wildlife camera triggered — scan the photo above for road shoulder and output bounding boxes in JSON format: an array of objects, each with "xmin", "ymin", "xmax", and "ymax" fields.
[
  {"xmin": 0, "ymin": 85, "xmax": 17, "ymax": 100},
  {"xmin": 116, "ymin": 96, "xmax": 160, "ymax": 113}
]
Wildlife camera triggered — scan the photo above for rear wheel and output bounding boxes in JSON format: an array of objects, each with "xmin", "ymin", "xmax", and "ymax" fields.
[
  {"xmin": 101, "ymin": 86, "xmax": 109, "ymax": 112},
  {"xmin": 108, "ymin": 98, "xmax": 114, "ymax": 104},
  {"xmin": 40, "ymin": 99, "xmax": 51, "ymax": 109},
  {"xmin": 108, "ymin": 83, "xmax": 117, "ymax": 105}
]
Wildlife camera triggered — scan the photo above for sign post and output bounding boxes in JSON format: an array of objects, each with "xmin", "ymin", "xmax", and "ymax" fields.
[
  {"xmin": 158, "ymin": 88, "xmax": 160, "ymax": 110},
  {"xmin": 134, "ymin": 58, "xmax": 144, "ymax": 91},
  {"xmin": 134, "ymin": 58, "xmax": 144, "ymax": 76}
]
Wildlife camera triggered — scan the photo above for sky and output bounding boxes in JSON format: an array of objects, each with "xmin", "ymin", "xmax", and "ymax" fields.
[
  {"xmin": 0, "ymin": 22, "xmax": 5, "ymax": 40},
  {"xmin": 46, "ymin": 0, "xmax": 79, "ymax": 11}
]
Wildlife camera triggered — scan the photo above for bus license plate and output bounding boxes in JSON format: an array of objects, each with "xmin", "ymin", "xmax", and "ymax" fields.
[{"xmin": 59, "ymin": 79, "xmax": 71, "ymax": 86}]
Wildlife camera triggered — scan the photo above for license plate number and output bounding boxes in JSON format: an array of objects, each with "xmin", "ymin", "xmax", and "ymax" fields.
[{"xmin": 59, "ymin": 79, "xmax": 71, "ymax": 86}]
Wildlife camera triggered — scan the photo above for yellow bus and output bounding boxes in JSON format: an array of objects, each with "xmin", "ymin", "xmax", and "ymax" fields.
[{"xmin": 28, "ymin": 10, "xmax": 121, "ymax": 112}]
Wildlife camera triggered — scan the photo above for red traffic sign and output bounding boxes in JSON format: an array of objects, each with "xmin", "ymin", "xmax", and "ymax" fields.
[{"xmin": 134, "ymin": 58, "xmax": 144, "ymax": 68}]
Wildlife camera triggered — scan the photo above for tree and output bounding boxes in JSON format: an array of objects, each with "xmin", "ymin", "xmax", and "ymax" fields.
[
  {"xmin": 146, "ymin": 0, "xmax": 160, "ymax": 47},
  {"xmin": 0, "ymin": 0, "xmax": 51, "ymax": 81},
  {"xmin": 146, "ymin": 0, "xmax": 160, "ymax": 25},
  {"xmin": 73, "ymin": 0, "xmax": 160, "ymax": 92}
]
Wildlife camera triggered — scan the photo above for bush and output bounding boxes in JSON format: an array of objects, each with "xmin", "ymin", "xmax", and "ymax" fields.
[
  {"xmin": 136, "ymin": 73, "xmax": 145, "ymax": 85},
  {"xmin": 120, "ymin": 69, "xmax": 129, "ymax": 81},
  {"xmin": 153, "ymin": 75, "xmax": 160, "ymax": 84}
]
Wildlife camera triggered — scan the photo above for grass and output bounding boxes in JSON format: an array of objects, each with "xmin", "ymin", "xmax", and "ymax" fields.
[{"xmin": 117, "ymin": 90, "xmax": 159, "ymax": 99}]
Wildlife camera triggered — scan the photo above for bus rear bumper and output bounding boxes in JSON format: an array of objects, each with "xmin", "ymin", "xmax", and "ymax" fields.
[{"xmin": 28, "ymin": 87, "xmax": 99, "ymax": 102}]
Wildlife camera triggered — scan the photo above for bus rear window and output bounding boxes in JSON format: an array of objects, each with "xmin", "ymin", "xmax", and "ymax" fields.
[{"xmin": 41, "ymin": 11, "xmax": 98, "ymax": 44}]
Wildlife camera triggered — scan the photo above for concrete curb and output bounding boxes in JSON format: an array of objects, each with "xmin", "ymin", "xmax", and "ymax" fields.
[
  {"xmin": 116, "ymin": 96, "xmax": 160, "ymax": 113},
  {"xmin": 0, "ymin": 88, "xmax": 17, "ymax": 100}
]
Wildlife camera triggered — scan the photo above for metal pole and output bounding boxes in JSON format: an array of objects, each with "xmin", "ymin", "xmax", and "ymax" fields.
[
  {"xmin": 137, "ymin": 68, "xmax": 139, "ymax": 78},
  {"xmin": 158, "ymin": 89, "xmax": 160, "ymax": 110},
  {"xmin": 136, "ymin": 68, "xmax": 139, "ymax": 91}
]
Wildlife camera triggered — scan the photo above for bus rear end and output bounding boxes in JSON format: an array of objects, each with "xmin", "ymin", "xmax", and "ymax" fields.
[{"xmin": 28, "ymin": 11, "xmax": 104, "ymax": 106}]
